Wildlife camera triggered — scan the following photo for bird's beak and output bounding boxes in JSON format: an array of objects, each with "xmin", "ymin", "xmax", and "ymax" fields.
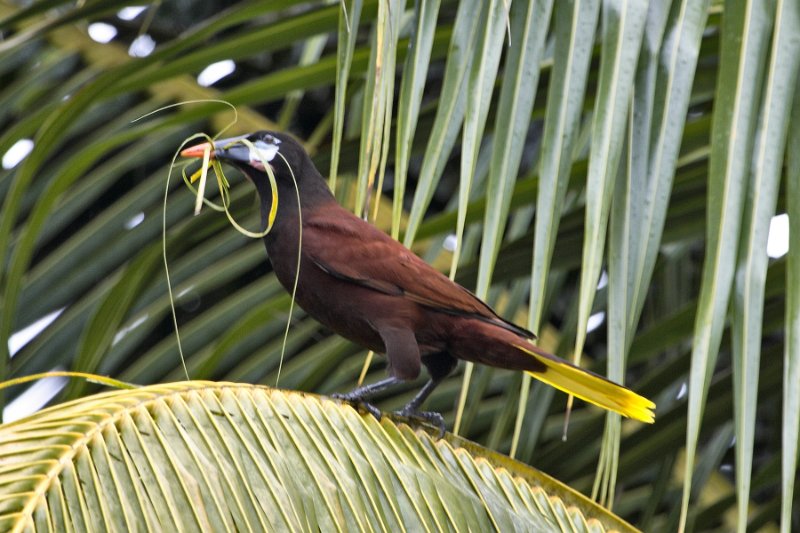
[
  {"xmin": 180, "ymin": 135, "xmax": 251, "ymax": 165},
  {"xmin": 181, "ymin": 136, "xmax": 279, "ymax": 174}
]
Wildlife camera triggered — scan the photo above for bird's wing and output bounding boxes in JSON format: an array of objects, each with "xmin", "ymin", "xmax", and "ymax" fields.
[{"xmin": 302, "ymin": 208, "xmax": 534, "ymax": 339}]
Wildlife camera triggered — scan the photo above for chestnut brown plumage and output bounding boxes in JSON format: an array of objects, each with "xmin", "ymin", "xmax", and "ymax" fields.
[{"xmin": 181, "ymin": 131, "xmax": 655, "ymax": 429}]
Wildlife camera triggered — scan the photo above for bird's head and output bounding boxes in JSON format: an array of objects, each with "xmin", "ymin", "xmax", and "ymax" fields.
[
  {"xmin": 181, "ymin": 130, "xmax": 305, "ymax": 182},
  {"xmin": 181, "ymin": 130, "xmax": 333, "ymax": 210}
]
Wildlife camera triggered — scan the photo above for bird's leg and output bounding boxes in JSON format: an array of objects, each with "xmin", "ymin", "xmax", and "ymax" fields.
[
  {"xmin": 396, "ymin": 378, "xmax": 439, "ymax": 414},
  {"xmin": 333, "ymin": 376, "xmax": 402, "ymax": 401},
  {"xmin": 393, "ymin": 352, "xmax": 456, "ymax": 437},
  {"xmin": 395, "ymin": 377, "xmax": 446, "ymax": 438},
  {"xmin": 332, "ymin": 376, "xmax": 403, "ymax": 419}
]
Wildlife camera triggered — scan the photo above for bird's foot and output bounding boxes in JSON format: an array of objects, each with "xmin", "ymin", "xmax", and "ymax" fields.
[
  {"xmin": 331, "ymin": 390, "xmax": 362, "ymax": 402},
  {"xmin": 331, "ymin": 377, "xmax": 401, "ymax": 421},
  {"xmin": 394, "ymin": 407, "xmax": 446, "ymax": 439},
  {"xmin": 332, "ymin": 392, "xmax": 382, "ymax": 420}
]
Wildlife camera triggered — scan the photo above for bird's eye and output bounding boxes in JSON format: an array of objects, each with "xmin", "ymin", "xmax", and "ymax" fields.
[{"xmin": 250, "ymin": 140, "xmax": 279, "ymax": 163}]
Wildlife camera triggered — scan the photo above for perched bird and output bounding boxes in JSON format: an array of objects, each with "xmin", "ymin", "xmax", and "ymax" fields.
[{"xmin": 181, "ymin": 131, "xmax": 655, "ymax": 428}]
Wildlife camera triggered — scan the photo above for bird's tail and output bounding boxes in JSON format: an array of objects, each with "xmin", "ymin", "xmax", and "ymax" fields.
[{"xmin": 514, "ymin": 343, "xmax": 655, "ymax": 423}]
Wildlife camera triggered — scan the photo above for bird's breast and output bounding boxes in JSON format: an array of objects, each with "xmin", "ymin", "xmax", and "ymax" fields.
[{"xmin": 263, "ymin": 235, "xmax": 385, "ymax": 351}]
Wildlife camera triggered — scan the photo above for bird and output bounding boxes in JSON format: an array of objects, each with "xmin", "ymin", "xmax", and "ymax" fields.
[{"xmin": 181, "ymin": 131, "xmax": 655, "ymax": 429}]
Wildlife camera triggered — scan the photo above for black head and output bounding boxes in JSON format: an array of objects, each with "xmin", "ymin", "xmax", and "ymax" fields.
[
  {"xmin": 182, "ymin": 130, "xmax": 334, "ymax": 208},
  {"xmin": 211, "ymin": 131, "xmax": 307, "ymax": 180}
]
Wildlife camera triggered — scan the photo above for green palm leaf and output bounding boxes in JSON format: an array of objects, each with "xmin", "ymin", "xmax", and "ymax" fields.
[{"xmin": 0, "ymin": 382, "xmax": 638, "ymax": 532}]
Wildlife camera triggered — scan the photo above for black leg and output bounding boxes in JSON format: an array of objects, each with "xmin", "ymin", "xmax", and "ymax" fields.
[
  {"xmin": 332, "ymin": 376, "xmax": 402, "ymax": 402},
  {"xmin": 395, "ymin": 376, "xmax": 447, "ymax": 438},
  {"xmin": 397, "ymin": 377, "xmax": 440, "ymax": 414},
  {"xmin": 395, "ymin": 352, "xmax": 457, "ymax": 437},
  {"xmin": 333, "ymin": 353, "xmax": 456, "ymax": 436},
  {"xmin": 332, "ymin": 376, "xmax": 403, "ymax": 420}
]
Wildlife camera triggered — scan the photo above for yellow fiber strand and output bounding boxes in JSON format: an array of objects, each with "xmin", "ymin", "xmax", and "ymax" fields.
[
  {"xmin": 269, "ymin": 151, "xmax": 302, "ymax": 387},
  {"xmin": 165, "ymin": 122, "xmax": 298, "ymax": 388},
  {"xmin": 236, "ymin": 138, "xmax": 280, "ymax": 235},
  {"xmin": 194, "ymin": 143, "xmax": 211, "ymax": 215},
  {"xmin": 142, "ymin": 100, "xmax": 239, "ymax": 380}
]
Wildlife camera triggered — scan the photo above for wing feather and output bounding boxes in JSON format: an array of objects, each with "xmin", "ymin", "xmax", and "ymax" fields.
[{"xmin": 302, "ymin": 207, "xmax": 534, "ymax": 339}]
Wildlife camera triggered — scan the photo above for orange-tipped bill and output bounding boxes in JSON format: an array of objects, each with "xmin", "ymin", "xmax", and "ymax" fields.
[{"xmin": 181, "ymin": 142, "xmax": 215, "ymax": 159}]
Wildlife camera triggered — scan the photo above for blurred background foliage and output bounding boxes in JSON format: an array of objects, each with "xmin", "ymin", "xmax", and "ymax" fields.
[{"xmin": 0, "ymin": 0, "xmax": 798, "ymax": 531}]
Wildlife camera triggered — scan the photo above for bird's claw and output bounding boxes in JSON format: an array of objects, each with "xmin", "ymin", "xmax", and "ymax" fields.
[
  {"xmin": 394, "ymin": 408, "xmax": 446, "ymax": 439},
  {"xmin": 332, "ymin": 393, "xmax": 382, "ymax": 420},
  {"xmin": 331, "ymin": 390, "xmax": 357, "ymax": 402},
  {"xmin": 359, "ymin": 402, "xmax": 382, "ymax": 420}
]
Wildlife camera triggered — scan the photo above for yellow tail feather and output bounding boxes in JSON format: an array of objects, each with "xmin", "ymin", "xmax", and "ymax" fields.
[{"xmin": 515, "ymin": 344, "xmax": 655, "ymax": 423}]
